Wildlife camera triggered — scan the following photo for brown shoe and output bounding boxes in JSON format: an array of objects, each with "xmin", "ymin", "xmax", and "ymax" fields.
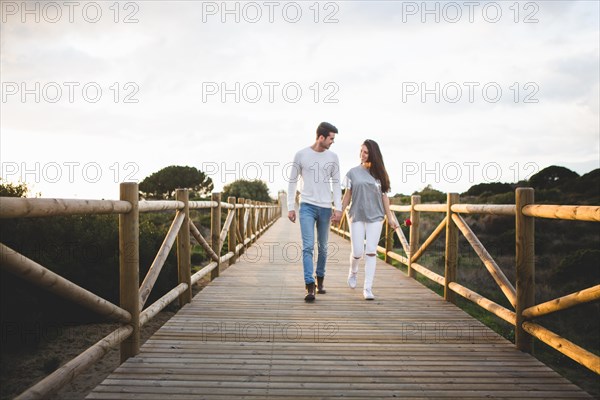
[
  {"xmin": 305, "ymin": 283, "xmax": 316, "ymax": 302},
  {"xmin": 316, "ymin": 276, "xmax": 326, "ymax": 294}
]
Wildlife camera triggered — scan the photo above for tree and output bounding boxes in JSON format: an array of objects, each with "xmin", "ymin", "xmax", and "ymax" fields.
[
  {"xmin": 139, "ymin": 166, "xmax": 214, "ymax": 199},
  {"xmin": 529, "ymin": 166, "xmax": 579, "ymax": 190},
  {"xmin": 0, "ymin": 179, "xmax": 29, "ymax": 197},
  {"xmin": 222, "ymin": 180, "xmax": 271, "ymax": 202},
  {"xmin": 465, "ymin": 182, "xmax": 513, "ymax": 196},
  {"xmin": 413, "ymin": 184, "xmax": 446, "ymax": 203}
]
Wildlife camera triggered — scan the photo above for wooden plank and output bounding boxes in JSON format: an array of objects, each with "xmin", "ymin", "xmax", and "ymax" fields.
[
  {"xmin": 522, "ymin": 204, "xmax": 600, "ymax": 222},
  {"xmin": 0, "ymin": 197, "xmax": 131, "ymax": 218}
]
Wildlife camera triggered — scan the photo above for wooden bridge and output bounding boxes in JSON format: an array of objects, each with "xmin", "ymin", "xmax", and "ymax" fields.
[
  {"xmin": 86, "ymin": 220, "xmax": 591, "ymax": 399},
  {"xmin": 1, "ymin": 184, "xmax": 599, "ymax": 399}
]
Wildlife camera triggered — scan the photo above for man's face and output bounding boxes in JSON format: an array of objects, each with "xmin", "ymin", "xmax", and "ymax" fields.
[{"xmin": 319, "ymin": 132, "xmax": 336, "ymax": 149}]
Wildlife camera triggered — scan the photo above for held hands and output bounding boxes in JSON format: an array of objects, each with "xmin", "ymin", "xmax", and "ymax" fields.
[
  {"xmin": 289, "ymin": 210, "xmax": 343, "ymax": 224},
  {"xmin": 331, "ymin": 210, "xmax": 342, "ymax": 224}
]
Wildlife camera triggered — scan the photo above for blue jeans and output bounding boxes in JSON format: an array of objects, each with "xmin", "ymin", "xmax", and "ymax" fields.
[{"xmin": 299, "ymin": 202, "xmax": 332, "ymax": 284}]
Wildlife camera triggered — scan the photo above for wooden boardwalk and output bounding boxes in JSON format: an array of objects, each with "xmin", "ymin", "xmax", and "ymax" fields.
[{"xmin": 87, "ymin": 219, "xmax": 592, "ymax": 399}]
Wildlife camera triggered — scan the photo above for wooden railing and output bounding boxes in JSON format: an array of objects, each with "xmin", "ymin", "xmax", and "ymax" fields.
[
  {"xmin": 0, "ymin": 182, "xmax": 281, "ymax": 400},
  {"xmin": 332, "ymin": 187, "xmax": 600, "ymax": 374}
]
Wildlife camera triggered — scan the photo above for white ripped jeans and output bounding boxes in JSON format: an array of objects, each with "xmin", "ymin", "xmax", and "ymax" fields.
[{"xmin": 349, "ymin": 220, "xmax": 383, "ymax": 290}]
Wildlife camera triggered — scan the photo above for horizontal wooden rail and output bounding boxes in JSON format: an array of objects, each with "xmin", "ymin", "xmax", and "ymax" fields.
[
  {"xmin": 523, "ymin": 284, "xmax": 600, "ymax": 319},
  {"xmin": 522, "ymin": 204, "xmax": 600, "ymax": 222},
  {"xmin": 414, "ymin": 203, "xmax": 446, "ymax": 212},
  {"xmin": 0, "ymin": 197, "xmax": 131, "ymax": 218},
  {"xmin": 140, "ymin": 282, "xmax": 189, "ymax": 327},
  {"xmin": 219, "ymin": 201, "xmax": 236, "ymax": 210},
  {"xmin": 138, "ymin": 200, "xmax": 183, "ymax": 212},
  {"xmin": 220, "ymin": 252, "xmax": 235, "ymax": 264},
  {"xmin": 188, "ymin": 200, "xmax": 219, "ymax": 209},
  {"xmin": 0, "ymin": 243, "xmax": 131, "ymax": 323},
  {"xmin": 191, "ymin": 262, "xmax": 218, "ymax": 285},
  {"xmin": 523, "ymin": 321, "xmax": 600, "ymax": 374},
  {"xmin": 15, "ymin": 325, "xmax": 133, "ymax": 400},
  {"xmin": 389, "ymin": 204, "xmax": 411, "ymax": 212},
  {"xmin": 410, "ymin": 262, "xmax": 446, "ymax": 286},
  {"xmin": 384, "ymin": 249, "xmax": 446, "ymax": 286},
  {"xmin": 384, "ymin": 251, "xmax": 409, "ymax": 266},
  {"xmin": 331, "ymin": 225, "xmax": 350, "ymax": 239},
  {"xmin": 451, "ymin": 204, "xmax": 515, "ymax": 216}
]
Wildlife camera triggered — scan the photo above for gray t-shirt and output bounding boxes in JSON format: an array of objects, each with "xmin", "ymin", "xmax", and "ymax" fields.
[{"xmin": 343, "ymin": 165, "xmax": 385, "ymax": 223}]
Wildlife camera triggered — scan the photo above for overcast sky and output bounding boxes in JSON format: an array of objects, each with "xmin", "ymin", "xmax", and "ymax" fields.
[{"xmin": 1, "ymin": 0, "xmax": 599, "ymax": 200}]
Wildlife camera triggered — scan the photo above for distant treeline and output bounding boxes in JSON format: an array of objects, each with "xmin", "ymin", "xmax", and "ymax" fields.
[{"xmin": 392, "ymin": 165, "xmax": 600, "ymax": 205}]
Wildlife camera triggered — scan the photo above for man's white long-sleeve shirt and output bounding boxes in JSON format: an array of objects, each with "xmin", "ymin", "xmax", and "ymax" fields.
[{"xmin": 287, "ymin": 146, "xmax": 342, "ymax": 212}]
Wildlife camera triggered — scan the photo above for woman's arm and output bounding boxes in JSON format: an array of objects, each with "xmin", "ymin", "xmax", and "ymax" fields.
[
  {"xmin": 341, "ymin": 188, "xmax": 352, "ymax": 212},
  {"xmin": 382, "ymin": 193, "xmax": 399, "ymax": 230}
]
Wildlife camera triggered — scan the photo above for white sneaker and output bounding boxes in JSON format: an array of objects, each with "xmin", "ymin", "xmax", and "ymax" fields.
[
  {"xmin": 347, "ymin": 273, "xmax": 357, "ymax": 289},
  {"xmin": 363, "ymin": 288, "xmax": 374, "ymax": 300}
]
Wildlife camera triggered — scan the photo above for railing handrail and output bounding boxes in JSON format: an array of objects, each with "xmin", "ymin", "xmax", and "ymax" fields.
[
  {"xmin": 334, "ymin": 187, "xmax": 600, "ymax": 375},
  {"xmin": 0, "ymin": 185, "xmax": 283, "ymax": 400},
  {"xmin": 0, "ymin": 197, "xmax": 281, "ymax": 218}
]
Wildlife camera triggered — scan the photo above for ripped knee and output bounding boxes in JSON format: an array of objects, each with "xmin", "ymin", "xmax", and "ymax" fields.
[{"xmin": 366, "ymin": 253, "xmax": 376, "ymax": 257}]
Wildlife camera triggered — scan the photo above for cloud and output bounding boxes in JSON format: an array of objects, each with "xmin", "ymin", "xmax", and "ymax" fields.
[{"xmin": 1, "ymin": 0, "xmax": 598, "ymax": 199}]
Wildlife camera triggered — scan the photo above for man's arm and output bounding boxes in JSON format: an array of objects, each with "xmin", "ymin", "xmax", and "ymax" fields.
[
  {"xmin": 287, "ymin": 152, "xmax": 301, "ymax": 223},
  {"xmin": 330, "ymin": 153, "xmax": 343, "ymax": 222}
]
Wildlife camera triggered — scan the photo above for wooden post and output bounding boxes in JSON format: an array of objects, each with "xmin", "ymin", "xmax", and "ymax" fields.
[
  {"xmin": 385, "ymin": 217, "xmax": 393, "ymax": 264},
  {"xmin": 119, "ymin": 182, "xmax": 140, "ymax": 363},
  {"xmin": 176, "ymin": 189, "xmax": 192, "ymax": 306},
  {"xmin": 444, "ymin": 193, "xmax": 459, "ymax": 304},
  {"xmin": 516, "ymin": 187, "xmax": 535, "ymax": 353},
  {"xmin": 408, "ymin": 195, "xmax": 421, "ymax": 278},
  {"xmin": 211, "ymin": 192, "xmax": 221, "ymax": 280},
  {"xmin": 228, "ymin": 196, "xmax": 237, "ymax": 265},
  {"xmin": 257, "ymin": 202, "xmax": 262, "ymax": 234},
  {"xmin": 252, "ymin": 201, "xmax": 258, "ymax": 241},
  {"xmin": 238, "ymin": 198, "xmax": 246, "ymax": 256},
  {"xmin": 246, "ymin": 199, "xmax": 254, "ymax": 244}
]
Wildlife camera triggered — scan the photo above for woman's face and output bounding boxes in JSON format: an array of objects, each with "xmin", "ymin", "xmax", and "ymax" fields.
[{"xmin": 360, "ymin": 144, "xmax": 369, "ymax": 164}]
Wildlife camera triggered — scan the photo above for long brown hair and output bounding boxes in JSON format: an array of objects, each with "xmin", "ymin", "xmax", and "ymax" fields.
[{"xmin": 363, "ymin": 139, "xmax": 391, "ymax": 193}]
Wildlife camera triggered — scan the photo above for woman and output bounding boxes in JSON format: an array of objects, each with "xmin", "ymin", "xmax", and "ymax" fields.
[{"xmin": 341, "ymin": 139, "xmax": 398, "ymax": 300}]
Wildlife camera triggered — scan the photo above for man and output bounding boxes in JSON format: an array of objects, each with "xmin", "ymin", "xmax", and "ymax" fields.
[{"xmin": 288, "ymin": 122, "xmax": 343, "ymax": 302}]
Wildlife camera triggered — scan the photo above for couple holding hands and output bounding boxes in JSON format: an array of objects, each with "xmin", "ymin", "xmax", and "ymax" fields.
[{"xmin": 287, "ymin": 122, "xmax": 399, "ymax": 302}]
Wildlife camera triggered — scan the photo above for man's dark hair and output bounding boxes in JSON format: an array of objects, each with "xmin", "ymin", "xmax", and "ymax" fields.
[{"xmin": 316, "ymin": 122, "xmax": 338, "ymax": 139}]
